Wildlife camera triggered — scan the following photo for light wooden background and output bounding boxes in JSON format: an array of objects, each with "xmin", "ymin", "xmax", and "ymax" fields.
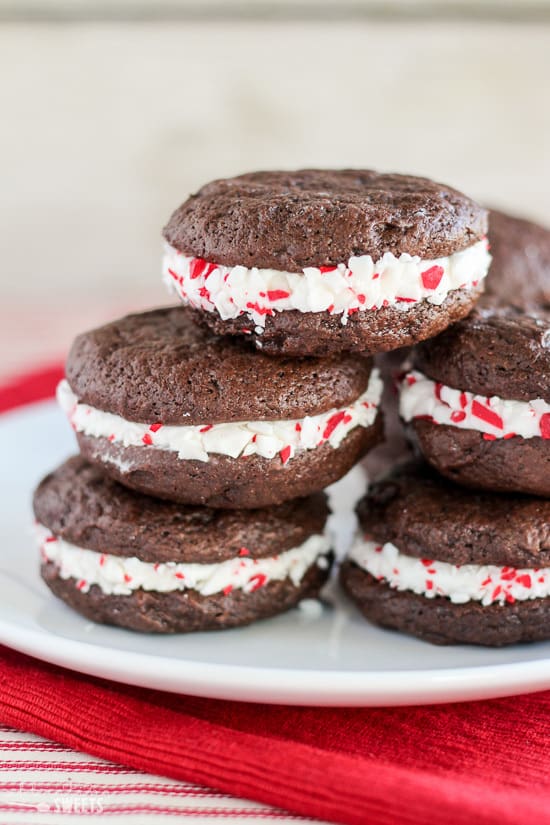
[{"xmin": 1, "ymin": 2, "xmax": 550, "ymax": 377}]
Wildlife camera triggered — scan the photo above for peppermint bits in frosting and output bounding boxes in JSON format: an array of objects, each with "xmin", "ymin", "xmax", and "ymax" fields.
[
  {"xmin": 162, "ymin": 169, "xmax": 490, "ymax": 356},
  {"xmin": 60, "ymin": 306, "xmax": 383, "ymax": 509}
]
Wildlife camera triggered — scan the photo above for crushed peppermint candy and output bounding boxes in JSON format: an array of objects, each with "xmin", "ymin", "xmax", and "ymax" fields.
[
  {"xmin": 162, "ymin": 239, "xmax": 491, "ymax": 330},
  {"xmin": 36, "ymin": 524, "xmax": 331, "ymax": 598},
  {"xmin": 349, "ymin": 538, "xmax": 550, "ymax": 606},
  {"xmin": 399, "ymin": 370, "xmax": 550, "ymax": 440},
  {"xmin": 57, "ymin": 369, "xmax": 382, "ymax": 464}
]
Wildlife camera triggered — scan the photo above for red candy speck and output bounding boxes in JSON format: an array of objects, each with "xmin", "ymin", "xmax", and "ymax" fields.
[
  {"xmin": 406, "ymin": 375, "xmax": 417, "ymax": 386},
  {"xmin": 99, "ymin": 554, "xmax": 106, "ymax": 566},
  {"xmin": 249, "ymin": 573, "xmax": 267, "ymax": 592},
  {"xmin": 516, "ymin": 574, "xmax": 532, "ymax": 588},
  {"xmin": 280, "ymin": 445, "xmax": 292, "ymax": 465},
  {"xmin": 471, "ymin": 400, "xmax": 503, "ymax": 429},
  {"xmin": 142, "ymin": 433, "xmax": 153, "ymax": 446},
  {"xmin": 189, "ymin": 258, "xmax": 204, "ymax": 279},
  {"xmin": 149, "ymin": 422, "xmax": 162, "ymax": 433},
  {"xmin": 323, "ymin": 410, "xmax": 347, "ymax": 440},
  {"xmin": 246, "ymin": 301, "xmax": 273, "ymax": 316},
  {"xmin": 168, "ymin": 268, "xmax": 183, "ymax": 285},
  {"xmin": 540, "ymin": 413, "xmax": 550, "ymax": 439},
  {"xmin": 482, "ymin": 433, "xmax": 497, "ymax": 441},
  {"xmin": 174, "ymin": 572, "xmax": 185, "ymax": 580},
  {"xmin": 200, "ymin": 425, "xmax": 213, "ymax": 433},
  {"xmin": 45, "ymin": 536, "xmax": 57, "ymax": 543},
  {"xmin": 421, "ymin": 265, "xmax": 444, "ymax": 290},
  {"xmin": 124, "ymin": 573, "xmax": 132, "ymax": 583},
  {"xmin": 459, "ymin": 392, "xmax": 468, "ymax": 409},
  {"xmin": 295, "ymin": 422, "xmax": 302, "ymax": 432},
  {"xmin": 503, "ymin": 432, "xmax": 517, "ymax": 440},
  {"xmin": 189, "ymin": 257, "xmax": 216, "ymax": 279},
  {"xmin": 451, "ymin": 410, "xmax": 467, "ymax": 423},
  {"xmin": 319, "ymin": 265, "xmax": 337, "ymax": 273},
  {"xmin": 223, "ymin": 585, "xmax": 233, "ymax": 596},
  {"xmin": 420, "ymin": 559, "xmax": 433, "ymax": 567},
  {"xmin": 357, "ymin": 294, "xmax": 366, "ymax": 304},
  {"xmin": 396, "ymin": 296, "xmax": 416, "ymax": 303},
  {"xmin": 76, "ymin": 580, "xmax": 87, "ymax": 591},
  {"xmin": 108, "ymin": 434, "xmax": 115, "ymax": 442},
  {"xmin": 425, "ymin": 580, "xmax": 434, "ymax": 591},
  {"xmin": 267, "ymin": 290, "xmax": 290, "ymax": 301},
  {"xmin": 239, "ymin": 547, "xmax": 250, "ymax": 556},
  {"xmin": 372, "ymin": 273, "xmax": 380, "ymax": 280}
]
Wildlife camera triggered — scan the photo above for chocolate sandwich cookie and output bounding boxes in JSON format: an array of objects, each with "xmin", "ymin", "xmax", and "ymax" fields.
[
  {"xmin": 398, "ymin": 305, "xmax": 550, "ymax": 497},
  {"xmin": 162, "ymin": 170, "xmax": 490, "ymax": 356},
  {"xmin": 34, "ymin": 457, "xmax": 332, "ymax": 633},
  {"xmin": 340, "ymin": 466, "xmax": 550, "ymax": 646},
  {"xmin": 58, "ymin": 306, "xmax": 383, "ymax": 508},
  {"xmin": 485, "ymin": 209, "xmax": 550, "ymax": 310},
  {"xmin": 367, "ymin": 209, "xmax": 550, "ymax": 479}
]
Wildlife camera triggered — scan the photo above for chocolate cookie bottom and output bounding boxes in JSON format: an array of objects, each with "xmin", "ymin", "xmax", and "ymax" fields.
[
  {"xmin": 410, "ymin": 420, "xmax": 550, "ymax": 498},
  {"xmin": 42, "ymin": 559, "xmax": 331, "ymax": 633},
  {"xmin": 191, "ymin": 285, "xmax": 484, "ymax": 357},
  {"xmin": 77, "ymin": 417, "xmax": 383, "ymax": 509},
  {"xmin": 340, "ymin": 561, "xmax": 550, "ymax": 647}
]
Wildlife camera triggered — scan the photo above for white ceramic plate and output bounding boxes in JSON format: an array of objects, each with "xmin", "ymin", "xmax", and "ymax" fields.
[{"xmin": 1, "ymin": 399, "xmax": 550, "ymax": 707}]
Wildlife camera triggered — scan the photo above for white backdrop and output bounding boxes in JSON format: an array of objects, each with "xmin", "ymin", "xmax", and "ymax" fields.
[{"xmin": 1, "ymin": 15, "xmax": 549, "ymax": 374}]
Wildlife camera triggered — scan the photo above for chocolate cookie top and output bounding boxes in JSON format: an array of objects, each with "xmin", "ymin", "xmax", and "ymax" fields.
[
  {"xmin": 412, "ymin": 304, "xmax": 550, "ymax": 402},
  {"xmin": 357, "ymin": 464, "xmax": 550, "ymax": 568},
  {"xmin": 485, "ymin": 209, "xmax": 550, "ymax": 310},
  {"xmin": 163, "ymin": 170, "xmax": 488, "ymax": 271},
  {"xmin": 66, "ymin": 306, "xmax": 373, "ymax": 424},
  {"xmin": 34, "ymin": 457, "xmax": 329, "ymax": 564}
]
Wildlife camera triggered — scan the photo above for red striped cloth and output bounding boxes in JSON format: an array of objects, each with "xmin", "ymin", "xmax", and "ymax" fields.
[
  {"xmin": 0, "ymin": 724, "xmax": 309, "ymax": 823},
  {"xmin": 1, "ymin": 365, "xmax": 550, "ymax": 825}
]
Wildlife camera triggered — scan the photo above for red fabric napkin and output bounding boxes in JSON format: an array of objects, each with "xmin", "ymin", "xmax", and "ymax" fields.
[{"xmin": 1, "ymin": 365, "xmax": 550, "ymax": 825}]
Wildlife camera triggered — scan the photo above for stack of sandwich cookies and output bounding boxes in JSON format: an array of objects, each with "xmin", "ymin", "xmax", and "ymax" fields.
[
  {"xmin": 163, "ymin": 170, "xmax": 491, "ymax": 356},
  {"xmin": 57, "ymin": 306, "xmax": 383, "ymax": 509},
  {"xmin": 35, "ymin": 458, "xmax": 332, "ymax": 632},
  {"xmin": 34, "ymin": 167, "xmax": 495, "ymax": 638},
  {"xmin": 340, "ymin": 465, "xmax": 550, "ymax": 646},
  {"xmin": 340, "ymin": 210, "xmax": 550, "ymax": 646},
  {"xmin": 399, "ymin": 306, "xmax": 550, "ymax": 497}
]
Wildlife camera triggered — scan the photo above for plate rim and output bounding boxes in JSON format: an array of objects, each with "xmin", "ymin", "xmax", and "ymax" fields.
[
  {"xmin": 1, "ymin": 611, "xmax": 550, "ymax": 706},
  {"xmin": 2, "ymin": 392, "xmax": 550, "ymax": 707}
]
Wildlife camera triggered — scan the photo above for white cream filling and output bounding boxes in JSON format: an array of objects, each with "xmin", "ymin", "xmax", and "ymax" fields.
[
  {"xmin": 349, "ymin": 538, "xmax": 550, "ymax": 606},
  {"xmin": 37, "ymin": 524, "xmax": 331, "ymax": 597},
  {"xmin": 399, "ymin": 370, "xmax": 550, "ymax": 440},
  {"xmin": 57, "ymin": 369, "xmax": 382, "ymax": 464},
  {"xmin": 162, "ymin": 239, "xmax": 490, "ymax": 331}
]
